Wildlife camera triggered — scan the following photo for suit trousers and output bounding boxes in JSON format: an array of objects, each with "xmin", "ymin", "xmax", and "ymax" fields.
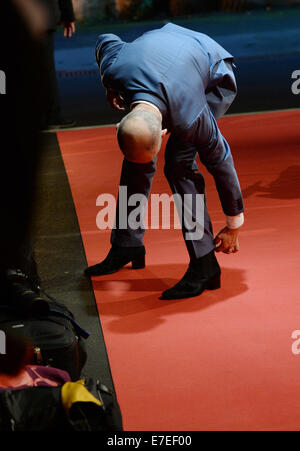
[
  {"xmin": 110, "ymin": 61, "xmax": 237, "ymax": 260},
  {"xmin": 110, "ymin": 140, "xmax": 214, "ymax": 260}
]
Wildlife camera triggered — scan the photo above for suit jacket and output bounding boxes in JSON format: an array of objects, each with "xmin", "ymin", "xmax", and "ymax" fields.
[
  {"xmin": 37, "ymin": 0, "xmax": 75, "ymax": 30},
  {"xmin": 96, "ymin": 23, "xmax": 244, "ymax": 216}
]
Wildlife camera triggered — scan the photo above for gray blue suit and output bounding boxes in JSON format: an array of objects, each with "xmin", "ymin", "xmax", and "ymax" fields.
[{"xmin": 96, "ymin": 23, "xmax": 244, "ymax": 260}]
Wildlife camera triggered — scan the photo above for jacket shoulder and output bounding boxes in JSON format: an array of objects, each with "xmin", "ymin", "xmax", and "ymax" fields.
[
  {"xmin": 95, "ymin": 34, "xmax": 123, "ymax": 64},
  {"xmin": 161, "ymin": 23, "xmax": 233, "ymax": 60}
]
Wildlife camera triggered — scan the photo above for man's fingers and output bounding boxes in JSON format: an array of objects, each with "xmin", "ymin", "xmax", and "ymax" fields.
[
  {"xmin": 214, "ymin": 235, "xmax": 221, "ymax": 246},
  {"xmin": 233, "ymin": 242, "xmax": 240, "ymax": 253},
  {"xmin": 222, "ymin": 243, "xmax": 240, "ymax": 254},
  {"xmin": 70, "ymin": 24, "xmax": 75, "ymax": 37},
  {"xmin": 63, "ymin": 23, "xmax": 75, "ymax": 38},
  {"xmin": 215, "ymin": 237, "xmax": 233, "ymax": 253},
  {"xmin": 214, "ymin": 227, "xmax": 241, "ymax": 254},
  {"xmin": 64, "ymin": 27, "xmax": 71, "ymax": 38},
  {"xmin": 215, "ymin": 242, "xmax": 225, "ymax": 253},
  {"xmin": 214, "ymin": 234, "xmax": 224, "ymax": 252},
  {"xmin": 112, "ymin": 97, "xmax": 125, "ymax": 111},
  {"xmin": 112, "ymin": 98, "xmax": 120, "ymax": 110}
]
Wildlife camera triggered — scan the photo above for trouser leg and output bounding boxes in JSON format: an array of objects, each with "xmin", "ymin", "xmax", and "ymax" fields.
[
  {"xmin": 43, "ymin": 31, "xmax": 62, "ymax": 123},
  {"xmin": 111, "ymin": 157, "xmax": 157, "ymax": 247},
  {"xmin": 164, "ymin": 135, "xmax": 215, "ymax": 261}
]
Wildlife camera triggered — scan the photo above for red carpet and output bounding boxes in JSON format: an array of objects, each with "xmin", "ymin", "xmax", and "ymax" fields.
[{"xmin": 57, "ymin": 110, "xmax": 300, "ymax": 431}]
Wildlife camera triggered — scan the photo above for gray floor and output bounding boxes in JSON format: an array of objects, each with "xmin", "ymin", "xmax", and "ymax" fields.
[{"xmin": 32, "ymin": 132, "xmax": 114, "ymax": 390}]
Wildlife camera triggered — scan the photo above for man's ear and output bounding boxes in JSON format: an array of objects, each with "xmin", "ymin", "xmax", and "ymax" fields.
[{"xmin": 161, "ymin": 128, "xmax": 168, "ymax": 136}]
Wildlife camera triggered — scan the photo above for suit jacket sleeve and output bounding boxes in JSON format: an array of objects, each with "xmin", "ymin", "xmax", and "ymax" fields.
[
  {"xmin": 58, "ymin": 0, "xmax": 75, "ymax": 22},
  {"xmin": 185, "ymin": 104, "xmax": 244, "ymax": 216},
  {"xmin": 165, "ymin": 66, "xmax": 244, "ymax": 217},
  {"xmin": 95, "ymin": 34, "xmax": 124, "ymax": 86}
]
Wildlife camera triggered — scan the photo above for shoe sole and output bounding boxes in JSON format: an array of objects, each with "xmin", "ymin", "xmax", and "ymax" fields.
[
  {"xmin": 85, "ymin": 256, "xmax": 145, "ymax": 277},
  {"xmin": 160, "ymin": 274, "xmax": 221, "ymax": 300}
]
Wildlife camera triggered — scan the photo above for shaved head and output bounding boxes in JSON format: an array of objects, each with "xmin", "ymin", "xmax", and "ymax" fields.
[{"xmin": 117, "ymin": 108, "xmax": 163, "ymax": 163}]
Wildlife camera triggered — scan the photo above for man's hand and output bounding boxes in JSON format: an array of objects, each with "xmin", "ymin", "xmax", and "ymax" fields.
[
  {"xmin": 61, "ymin": 21, "xmax": 75, "ymax": 38},
  {"xmin": 106, "ymin": 89, "xmax": 126, "ymax": 111},
  {"xmin": 214, "ymin": 226, "xmax": 241, "ymax": 254}
]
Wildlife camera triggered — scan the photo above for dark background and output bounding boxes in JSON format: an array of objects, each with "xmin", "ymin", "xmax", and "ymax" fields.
[{"xmin": 54, "ymin": 5, "xmax": 300, "ymax": 126}]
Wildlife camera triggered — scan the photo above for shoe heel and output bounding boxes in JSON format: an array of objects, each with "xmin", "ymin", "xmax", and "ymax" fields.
[
  {"xmin": 206, "ymin": 274, "xmax": 221, "ymax": 290},
  {"xmin": 131, "ymin": 255, "xmax": 145, "ymax": 270}
]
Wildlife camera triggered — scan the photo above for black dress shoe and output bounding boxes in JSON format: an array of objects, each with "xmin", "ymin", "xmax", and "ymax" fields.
[
  {"xmin": 85, "ymin": 245, "xmax": 145, "ymax": 277},
  {"xmin": 161, "ymin": 250, "xmax": 221, "ymax": 300}
]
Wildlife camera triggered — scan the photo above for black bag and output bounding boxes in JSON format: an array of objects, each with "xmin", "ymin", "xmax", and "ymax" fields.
[
  {"xmin": 0, "ymin": 378, "xmax": 123, "ymax": 431},
  {"xmin": 0, "ymin": 294, "xmax": 90, "ymax": 381}
]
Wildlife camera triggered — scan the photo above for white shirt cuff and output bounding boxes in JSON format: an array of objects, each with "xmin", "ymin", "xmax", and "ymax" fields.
[
  {"xmin": 226, "ymin": 213, "xmax": 244, "ymax": 229},
  {"xmin": 130, "ymin": 100, "xmax": 161, "ymax": 115}
]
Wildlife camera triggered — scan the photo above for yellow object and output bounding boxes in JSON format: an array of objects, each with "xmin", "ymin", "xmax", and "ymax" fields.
[{"xmin": 61, "ymin": 380, "xmax": 102, "ymax": 415}]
